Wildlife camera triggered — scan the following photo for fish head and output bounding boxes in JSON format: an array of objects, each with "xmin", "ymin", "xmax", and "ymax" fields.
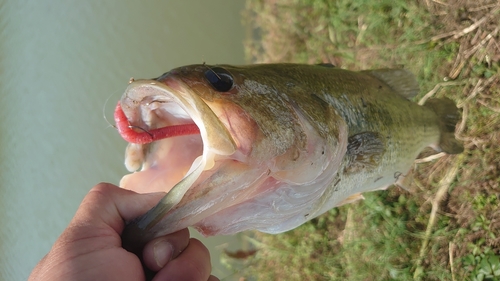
[
  {"xmin": 118, "ymin": 64, "xmax": 348, "ymax": 244},
  {"xmin": 119, "ymin": 66, "xmax": 238, "ymax": 191}
]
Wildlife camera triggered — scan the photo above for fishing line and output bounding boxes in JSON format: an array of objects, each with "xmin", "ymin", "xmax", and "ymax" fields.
[
  {"xmin": 102, "ymin": 77, "xmax": 136, "ymax": 130},
  {"xmin": 102, "ymin": 88, "xmax": 125, "ymax": 130},
  {"xmin": 128, "ymin": 125, "xmax": 154, "ymax": 138}
]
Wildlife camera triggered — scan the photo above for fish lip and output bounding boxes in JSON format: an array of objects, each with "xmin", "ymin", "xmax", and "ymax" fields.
[{"xmin": 120, "ymin": 77, "xmax": 237, "ymax": 158}]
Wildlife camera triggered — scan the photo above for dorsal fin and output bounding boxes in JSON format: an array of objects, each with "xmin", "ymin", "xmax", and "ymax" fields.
[{"xmin": 362, "ymin": 69, "xmax": 420, "ymax": 99}]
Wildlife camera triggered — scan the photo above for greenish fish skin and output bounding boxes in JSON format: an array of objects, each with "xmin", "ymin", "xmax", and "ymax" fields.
[{"xmin": 120, "ymin": 63, "xmax": 462, "ymax": 253}]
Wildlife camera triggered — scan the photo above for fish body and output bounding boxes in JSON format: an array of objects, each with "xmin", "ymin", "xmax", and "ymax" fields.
[{"xmin": 117, "ymin": 64, "xmax": 462, "ymax": 250}]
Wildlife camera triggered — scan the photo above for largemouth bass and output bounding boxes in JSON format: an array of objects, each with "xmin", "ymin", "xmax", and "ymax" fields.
[{"xmin": 116, "ymin": 63, "xmax": 462, "ymax": 251}]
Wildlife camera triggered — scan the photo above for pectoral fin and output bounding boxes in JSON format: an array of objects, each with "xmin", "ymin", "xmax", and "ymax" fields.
[{"xmin": 345, "ymin": 132, "xmax": 385, "ymax": 174}]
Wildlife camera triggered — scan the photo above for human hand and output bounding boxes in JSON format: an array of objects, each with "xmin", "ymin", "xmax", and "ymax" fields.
[{"xmin": 29, "ymin": 183, "xmax": 219, "ymax": 281}]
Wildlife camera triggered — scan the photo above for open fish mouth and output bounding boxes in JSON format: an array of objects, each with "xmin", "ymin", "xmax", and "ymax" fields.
[
  {"xmin": 115, "ymin": 76, "xmax": 237, "ymax": 202},
  {"xmin": 115, "ymin": 86, "xmax": 201, "ymax": 146}
]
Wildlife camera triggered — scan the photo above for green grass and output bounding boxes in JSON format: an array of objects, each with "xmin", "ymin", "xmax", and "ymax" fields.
[{"xmin": 222, "ymin": 0, "xmax": 500, "ymax": 280}]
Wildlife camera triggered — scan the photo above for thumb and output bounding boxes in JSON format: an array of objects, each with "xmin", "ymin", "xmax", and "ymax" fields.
[{"xmin": 75, "ymin": 182, "xmax": 165, "ymax": 235}]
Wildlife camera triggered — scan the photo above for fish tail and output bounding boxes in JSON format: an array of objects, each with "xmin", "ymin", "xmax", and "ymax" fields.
[{"xmin": 424, "ymin": 98, "xmax": 464, "ymax": 154}]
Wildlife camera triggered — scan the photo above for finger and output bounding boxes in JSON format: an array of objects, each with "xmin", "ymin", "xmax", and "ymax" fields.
[
  {"xmin": 153, "ymin": 238, "xmax": 212, "ymax": 281},
  {"xmin": 75, "ymin": 182, "xmax": 165, "ymax": 234},
  {"xmin": 208, "ymin": 275, "xmax": 220, "ymax": 281},
  {"xmin": 142, "ymin": 228, "xmax": 190, "ymax": 271}
]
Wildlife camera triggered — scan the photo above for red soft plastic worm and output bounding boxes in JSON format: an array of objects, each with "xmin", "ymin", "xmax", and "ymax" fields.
[{"xmin": 114, "ymin": 101, "xmax": 200, "ymax": 144}]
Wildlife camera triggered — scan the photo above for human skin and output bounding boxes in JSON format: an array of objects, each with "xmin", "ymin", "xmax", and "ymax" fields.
[{"xmin": 29, "ymin": 183, "xmax": 219, "ymax": 281}]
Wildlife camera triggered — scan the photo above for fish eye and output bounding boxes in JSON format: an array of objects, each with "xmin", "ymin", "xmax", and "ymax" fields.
[{"xmin": 204, "ymin": 67, "xmax": 234, "ymax": 92}]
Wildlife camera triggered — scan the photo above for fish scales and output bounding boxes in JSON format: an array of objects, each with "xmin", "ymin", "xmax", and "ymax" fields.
[{"xmin": 222, "ymin": 64, "xmax": 441, "ymax": 214}]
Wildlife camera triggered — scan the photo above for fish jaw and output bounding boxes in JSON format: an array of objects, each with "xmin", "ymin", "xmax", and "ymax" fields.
[
  {"xmin": 118, "ymin": 78, "xmax": 236, "ymax": 194},
  {"xmin": 140, "ymin": 102, "xmax": 349, "ymax": 237}
]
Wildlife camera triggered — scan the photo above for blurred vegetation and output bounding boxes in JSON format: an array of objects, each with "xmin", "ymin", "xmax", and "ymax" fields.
[{"xmin": 222, "ymin": 0, "xmax": 500, "ymax": 280}]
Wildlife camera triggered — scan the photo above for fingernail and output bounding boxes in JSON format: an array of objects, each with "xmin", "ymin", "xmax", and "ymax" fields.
[{"xmin": 154, "ymin": 239, "xmax": 173, "ymax": 268}]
